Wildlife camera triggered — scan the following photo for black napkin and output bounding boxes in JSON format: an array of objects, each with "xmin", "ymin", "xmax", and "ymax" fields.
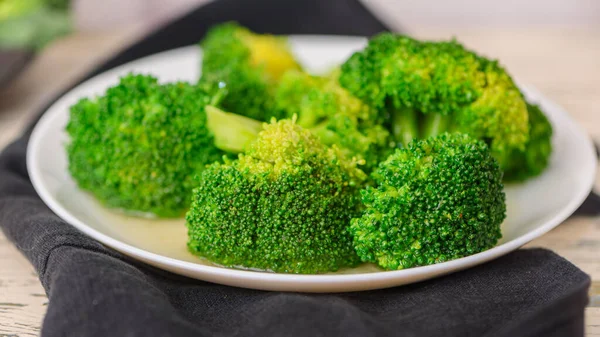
[{"xmin": 0, "ymin": 1, "xmax": 593, "ymax": 336}]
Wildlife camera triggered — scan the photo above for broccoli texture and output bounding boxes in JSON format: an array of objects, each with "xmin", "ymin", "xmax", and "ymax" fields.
[
  {"xmin": 503, "ymin": 103, "xmax": 553, "ymax": 182},
  {"xmin": 339, "ymin": 33, "xmax": 530, "ymax": 171},
  {"xmin": 274, "ymin": 69, "xmax": 394, "ymax": 172},
  {"xmin": 200, "ymin": 22, "xmax": 301, "ymax": 121},
  {"xmin": 186, "ymin": 119, "xmax": 365, "ymax": 273},
  {"xmin": 350, "ymin": 133, "xmax": 506, "ymax": 270},
  {"xmin": 66, "ymin": 74, "xmax": 223, "ymax": 217}
]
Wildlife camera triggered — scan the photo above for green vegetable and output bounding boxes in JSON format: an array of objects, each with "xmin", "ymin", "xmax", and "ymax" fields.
[
  {"xmin": 45, "ymin": 0, "xmax": 70, "ymax": 10},
  {"xmin": 339, "ymin": 33, "xmax": 530, "ymax": 172},
  {"xmin": 274, "ymin": 69, "xmax": 394, "ymax": 172},
  {"xmin": 0, "ymin": 0, "xmax": 42, "ymax": 21},
  {"xmin": 186, "ymin": 118, "xmax": 366, "ymax": 273},
  {"xmin": 66, "ymin": 74, "xmax": 224, "ymax": 217},
  {"xmin": 205, "ymin": 105, "xmax": 264, "ymax": 153},
  {"xmin": 350, "ymin": 133, "xmax": 506, "ymax": 270},
  {"xmin": 199, "ymin": 22, "xmax": 301, "ymax": 121},
  {"xmin": 503, "ymin": 103, "xmax": 553, "ymax": 182},
  {"xmin": 0, "ymin": 0, "xmax": 70, "ymax": 50}
]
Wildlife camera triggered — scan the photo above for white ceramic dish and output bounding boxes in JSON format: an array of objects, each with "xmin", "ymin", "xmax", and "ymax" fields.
[{"xmin": 27, "ymin": 36, "xmax": 597, "ymax": 293}]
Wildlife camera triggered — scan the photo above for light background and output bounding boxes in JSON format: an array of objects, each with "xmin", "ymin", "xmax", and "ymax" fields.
[{"xmin": 71, "ymin": 0, "xmax": 600, "ymax": 32}]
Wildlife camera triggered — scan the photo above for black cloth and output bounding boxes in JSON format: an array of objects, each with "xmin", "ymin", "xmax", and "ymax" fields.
[{"xmin": 0, "ymin": 0, "xmax": 593, "ymax": 336}]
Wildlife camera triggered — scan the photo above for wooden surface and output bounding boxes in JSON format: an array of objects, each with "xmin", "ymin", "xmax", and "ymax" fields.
[{"xmin": 0, "ymin": 25, "xmax": 599, "ymax": 336}]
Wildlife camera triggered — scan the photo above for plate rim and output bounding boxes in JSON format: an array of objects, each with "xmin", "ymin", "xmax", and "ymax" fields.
[{"xmin": 26, "ymin": 39, "xmax": 598, "ymax": 292}]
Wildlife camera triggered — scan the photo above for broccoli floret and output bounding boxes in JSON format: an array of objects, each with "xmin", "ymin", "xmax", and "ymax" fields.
[
  {"xmin": 274, "ymin": 69, "xmax": 394, "ymax": 172},
  {"xmin": 339, "ymin": 33, "xmax": 530, "ymax": 172},
  {"xmin": 186, "ymin": 119, "xmax": 366, "ymax": 273},
  {"xmin": 66, "ymin": 74, "xmax": 224, "ymax": 217},
  {"xmin": 350, "ymin": 133, "xmax": 506, "ymax": 270},
  {"xmin": 503, "ymin": 103, "xmax": 553, "ymax": 182},
  {"xmin": 199, "ymin": 22, "xmax": 301, "ymax": 121}
]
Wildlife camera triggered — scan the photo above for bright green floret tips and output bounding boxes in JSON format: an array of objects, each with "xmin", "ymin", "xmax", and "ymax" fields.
[
  {"xmin": 199, "ymin": 22, "xmax": 301, "ymax": 121},
  {"xmin": 186, "ymin": 119, "xmax": 366, "ymax": 273},
  {"xmin": 66, "ymin": 74, "xmax": 223, "ymax": 217},
  {"xmin": 350, "ymin": 133, "xmax": 506, "ymax": 270},
  {"xmin": 274, "ymin": 69, "xmax": 394, "ymax": 172},
  {"xmin": 339, "ymin": 33, "xmax": 530, "ymax": 173},
  {"xmin": 503, "ymin": 103, "xmax": 553, "ymax": 182}
]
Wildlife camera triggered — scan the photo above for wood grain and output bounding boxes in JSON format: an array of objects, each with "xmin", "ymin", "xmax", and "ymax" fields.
[{"xmin": 0, "ymin": 24, "xmax": 599, "ymax": 336}]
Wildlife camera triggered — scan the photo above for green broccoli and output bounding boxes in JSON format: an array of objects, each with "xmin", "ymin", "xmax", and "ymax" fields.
[
  {"xmin": 186, "ymin": 118, "xmax": 366, "ymax": 273},
  {"xmin": 199, "ymin": 22, "xmax": 301, "ymax": 121},
  {"xmin": 274, "ymin": 69, "xmax": 394, "ymax": 172},
  {"xmin": 0, "ymin": 1, "xmax": 70, "ymax": 50},
  {"xmin": 339, "ymin": 33, "xmax": 530, "ymax": 172},
  {"xmin": 503, "ymin": 103, "xmax": 553, "ymax": 182},
  {"xmin": 350, "ymin": 133, "xmax": 506, "ymax": 270},
  {"xmin": 205, "ymin": 105, "xmax": 264, "ymax": 153},
  {"xmin": 66, "ymin": 74, "xmax": 224, "ymax": 217},
  {"xmin": 0, "ymin": 0, "xmax": 42, "ymax": 20}
]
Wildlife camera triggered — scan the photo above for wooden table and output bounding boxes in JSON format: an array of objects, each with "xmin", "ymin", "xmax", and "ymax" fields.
[{"xmin": 0, "ymin": 25, "xmax": 599, "ymax": 336}]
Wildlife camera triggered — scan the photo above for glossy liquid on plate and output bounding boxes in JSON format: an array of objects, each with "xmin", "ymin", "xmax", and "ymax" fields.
[
  {"xmin": 58, "ymin": 184, "xmax": 515, "ymax": 275},
  {"xmin": 58, "ymin": 188, "xmax": 383, "ymax": 274},
  {"xmin": 98, "ymin": 210, "xmax": 383, "ymax": 274}
]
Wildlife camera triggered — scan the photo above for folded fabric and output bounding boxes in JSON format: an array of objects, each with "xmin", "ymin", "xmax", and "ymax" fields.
[
  {"xmin": 0, "ymin": 0, "xmax": 592, "ymax": 336},
  {"xmin": 0, "ymin": 142, "xmax": 590, "ymax": 336}
]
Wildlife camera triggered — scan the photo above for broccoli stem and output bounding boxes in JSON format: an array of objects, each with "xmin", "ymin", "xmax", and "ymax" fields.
[
  {"xmin": 309, "ymin": 121, "xmax": 337, "ymax": 145},
  {"xmin": 296, "ymin": 111, "xmax": 323, "ymax": 129},
  {"xmin": 390, "ymin": 106, "xmax": 419, "ymax": 146},
  {"xmin": 420, "ymin": 113, "xmax": 451, "ymax": 138},
  {"xmin": 205, "ymin": 105, "xmax": 263, "ymax": 153}
]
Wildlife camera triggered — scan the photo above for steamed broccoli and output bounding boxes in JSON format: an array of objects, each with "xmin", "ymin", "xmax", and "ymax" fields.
[
  {"xmin": 66, "ymin": 74, "xmax": 224, "ymax": 217},
  {"xmin": 186, "ymin": 118, "xmax": 365, "ymax": 273},
  {"xmin": 205, "ymin": 105, "xmax": 264, "ymax": 153},
  {"xmin": 0, "ymin": 0, "xmax": 42, "ymax": 20},
  {"xmin": 503, "ymin": 103, "xmax": 553, "ymax": 182},
  {"xmin": 0, "ymin": 1, "xmax": 70, "ymax": 50},
  {"xmin": 339, "ymin": 33, "xmax": 530, "ymax": 171},
  {"xmin": 350, "ymin": 133, "xmax": 506, "ymax": 270},
  {"xmin": 274, "ymin": 69, "xmax": 394, "ymax": 172},
  {"xmin": 199, "ymin": 22, "xmax": 301, "ymax": 121}
]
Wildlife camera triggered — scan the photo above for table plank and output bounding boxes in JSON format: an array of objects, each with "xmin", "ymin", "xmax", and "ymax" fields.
[{"xmin": 0, "ymin": 24, "xmax": 599, "ymax": 336}]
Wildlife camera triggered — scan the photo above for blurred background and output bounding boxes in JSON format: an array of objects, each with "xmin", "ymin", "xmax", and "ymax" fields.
[{"xmin": 1, "ymin": 0, "xmax": 599, "ymax": 49}]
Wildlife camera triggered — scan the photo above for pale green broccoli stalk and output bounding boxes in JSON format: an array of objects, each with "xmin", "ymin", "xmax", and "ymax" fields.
[
  {"xmin": 186, "ymin": 119, "xmax": 366, "ymax": 273},
  {"xmin": 350, "ymin": 133, "xmax": 506, "ymax": 270},
  {"xmin": 66, "ymin": 74, "xmax": 224, "ymax": 217},
  {"xmin": 339, "ymin": 33, "xmax": 531, "ymax": 172},
  {"xmin": 199, "ymin": 22, "xmax": 301, "ymax": 122},
  {"xmin": 205, "ymin": 105, "xmax": 264, "ymax": 153}
]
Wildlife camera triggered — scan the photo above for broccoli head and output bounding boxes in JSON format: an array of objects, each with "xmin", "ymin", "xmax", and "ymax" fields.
[
  {"xmin": 66, "ymin": 74, "xmax": 223, "ymax": 217},
  {"xmin": 274, "ymin": 69, "xmax": 394, "ymax": 172},
  {"xmin": 339, "ymin": 33, "xmax": 530, "ymax": 172},
  {"xmin": 350, "ymin": 133, "xmax": 506, "ymax": 270},
  {"xmin": 199, "ymin": 22, "xmax": 301, "ymax": 121},
  {"xmin": 503, "ymin": 103, "xmax": 553, "ymax": 182},
  {"xmin": 186, "ymin": 118, "xmax": 365, "ymax": 273}
]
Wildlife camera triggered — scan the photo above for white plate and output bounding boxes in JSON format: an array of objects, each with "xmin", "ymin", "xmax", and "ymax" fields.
[{"xmin": 27, "ymin": 36, "xmax": 597, "ymax": 293}]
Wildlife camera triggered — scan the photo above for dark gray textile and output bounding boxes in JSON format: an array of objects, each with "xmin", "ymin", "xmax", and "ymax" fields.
[{"xmin": 0, "ymin": 0, "xmax": 592, "ymax": 336}]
